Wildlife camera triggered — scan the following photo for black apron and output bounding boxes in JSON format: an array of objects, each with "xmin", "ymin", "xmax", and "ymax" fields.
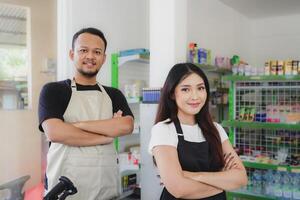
[{"xmin": 160, "ymin": 118, "xmax": 226, "ymax": 200}]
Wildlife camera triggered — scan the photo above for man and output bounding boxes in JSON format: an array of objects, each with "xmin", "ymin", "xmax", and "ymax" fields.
[{"xmin": 38, "ymin": 27, "xmax": 134, "ymax": 200}]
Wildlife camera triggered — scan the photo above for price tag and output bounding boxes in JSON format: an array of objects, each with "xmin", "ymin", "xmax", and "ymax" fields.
[
  {"xmin": 277, "ymin": 166, "xmax": 287, "ymax": 172},
  {"xmin": 291, "ymin": 168, "xmax": 300, "ymax": 173}
]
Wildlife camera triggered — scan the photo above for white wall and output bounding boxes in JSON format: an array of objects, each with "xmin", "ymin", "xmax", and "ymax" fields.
[
  {"xmin": 149, "ymin": 0, "xmax": 187, "ymax": 87},
  {"xmin": 187, "ymin": 0, "xmax": 251, "ymax": 62},
  {"xmin": 0, "ymin": 0, "xmax": 56, "ymax": 190},
  {"xmin": 57, "ymin": 0, "xmax": 149, "ymax": 86},
  {"xmin": 248, "ymin": 14, "xmax": 300, "ymax": 67},
  {"xmin": 187, "ymin": 0, "xmax": 300, "ymax": 68}
]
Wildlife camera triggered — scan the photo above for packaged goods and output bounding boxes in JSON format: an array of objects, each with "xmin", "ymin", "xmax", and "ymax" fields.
[
  {"xmin": 277, "ymin": 61, "xmax": 284, "ymax": 75},
  {"xmin": 198, "ymin": 48, "xmax": 206, "ymax": 64},
  {"xmin": 292, "ymin": 60, "xmax": 298, "ymax": 75},
  {"xmin": 206, "ymin": 49, "xmax": 211, "ymax": 65},
  {"xmin": 248, "ymin": 108, "xmax": 256, "ymax": 121},
  {"xmin": 271, "ymin": 60, "xmax": 277, "ymax": 75},
  {"xmin": 265, "ymin": 61, "xmax": 270, "ymax": 75},
  {"xmin": 239, "ymin": 108, "xmax": 246, "ymax": 120},
  {"xmin": 285, "ymin": 60, "xmax": 293, "ymax": 75}
]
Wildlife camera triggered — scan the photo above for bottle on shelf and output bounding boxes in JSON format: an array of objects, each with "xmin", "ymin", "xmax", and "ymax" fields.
[
  {"xmin": 252, "ymin": 170, "xmax": 262, "ymax": 194},
  {"xmin": 282, "ymin": 171, "xmax": 292, "ymax": 199},
  {"xmin": 273, "ymin": 171, "xmax": 283, "ymax": 198},
  {"xmin": 263, "ymin": 169, "xmax": 274, "ymax": 196},
  {"xmin": 292, "ymin": 173, "xmax": 300, "ymax": 200}
]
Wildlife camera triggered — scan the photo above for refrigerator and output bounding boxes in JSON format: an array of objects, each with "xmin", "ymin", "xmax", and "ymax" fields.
[{"xmin": 140, "ymin": 103, "xmax": 163, "ymax": 200}]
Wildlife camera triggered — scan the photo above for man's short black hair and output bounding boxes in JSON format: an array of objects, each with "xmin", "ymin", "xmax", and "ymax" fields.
[{"xmin": 72, "ymin": 27, "xmax": 107, "ymax": 51}]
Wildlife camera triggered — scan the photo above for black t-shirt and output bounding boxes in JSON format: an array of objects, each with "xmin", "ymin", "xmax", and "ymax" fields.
[{"xmin": 38, "ymin": 79, "xmax": 133, "ymax": 132}]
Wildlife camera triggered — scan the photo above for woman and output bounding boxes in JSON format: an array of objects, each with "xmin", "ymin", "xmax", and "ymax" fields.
[{"xmin": 148, "ymin": 63, "xmax": 247, "ymax": 199}]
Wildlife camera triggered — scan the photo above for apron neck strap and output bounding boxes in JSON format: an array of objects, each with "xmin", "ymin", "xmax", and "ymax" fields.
[
  {"xmin": 71, "ymin": 78, "xmax": 77, "ymax": 91},
  {"xmin": 173, "ymin": 117, "xmax": 184, "ymax": 136},
  {"xmin": 71, "ymin": 78, "xmax": 101, "ymax": 92}
]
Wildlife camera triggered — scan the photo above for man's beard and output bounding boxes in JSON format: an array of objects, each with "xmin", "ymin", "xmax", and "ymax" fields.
[{"xmin": 77, "ymin": 68, "xmax": 99, "ymax": 78}]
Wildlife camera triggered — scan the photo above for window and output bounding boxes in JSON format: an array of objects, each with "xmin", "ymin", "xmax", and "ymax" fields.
[{"xmin": 0, "ymin": 3, "xmax": 30, "ymax": 110}]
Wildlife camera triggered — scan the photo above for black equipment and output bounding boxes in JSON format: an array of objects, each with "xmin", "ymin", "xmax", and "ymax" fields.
[{"xmin": 43, "ymin": 176, "xmax": 77, "ymax": 200}]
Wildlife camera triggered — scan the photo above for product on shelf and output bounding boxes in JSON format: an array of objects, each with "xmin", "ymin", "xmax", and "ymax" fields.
[
  {"xmin": 265, "ymin": 60, "xmax": 271, "ymax": 75},
  {"xmin": 292, "ymin": 60, "xmax": 299, "ymax": 75},
  {"xmin": 286, "ymin": 60, "xmax": 293, "ymax": 75},
  {"xmin": 224, "ymin": 75, "xmax": 300, "ymax": 199},
  {"xmin": 121, "ymin": 173, "xmax": 137, "ymax": 192},
  {"xmin": 271, "ymin": 60, "xmax": 278, "ymax": 75},
  {"xmin": 188, "ymin": 42, "xmax": 212, "ymax": 65},
  {"xmin": 142, "ymin": 88, "xmax": 161, "ymax": 103},
  {"xmin": 237, "ymin": 107, "xmax": 256, "ymax": 121},
  {"xmin": 263, "ymin": 59, "xmax": 300, "ymax": 76},
  {"xmin": 239, "ymin": 169, "xmax": 300, "ymax": 199},
  {"xmin": 124, "ymin": 80, "xmax": 145, "ymax": 100},
  {"xmin": 188, "ymin": 43, "xmax": 198, "ymax": 63}
]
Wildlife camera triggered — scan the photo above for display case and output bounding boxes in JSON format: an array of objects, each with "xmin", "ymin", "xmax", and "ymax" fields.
[
  {"xmin": 222, "ymin": 75, "xmax": 300, "ymax": 200},
  {"xmin": 111, "ymin": 48, "xmax": 149, "ymax": 198}
]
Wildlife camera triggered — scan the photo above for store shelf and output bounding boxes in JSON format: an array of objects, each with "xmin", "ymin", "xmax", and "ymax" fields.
[
  {"xmin": 119, "ymin": 189, "xmax": 134, "ymax": 200},
  {"xmin": 222, "ymin": 120, "xmax": 300, "ymax": 131},
  {"xmin": 126, "ymin": 97, "xmax": 141, "ymax": 104},
  {"xmin": 118, "ymin": 54, "xmax": 149, "ymax": 66},
  {"xmin": 117, "ymin": 49, "xmax": 150, "ymax": 66},
  {"xmin": 210, "ymin": 87, "xmax": 229, "ymax": 93},
  {"xmin": 195, "ymin": 63, "xmax": 232, "ymax": 74},
  {"xmin": 227, "ymin": 190, "xmax": 276, "ymax": 200},
  {"xmin": 224, "ymin": 76, "xmax": 300, "ymax": 200},
  {"xmin": 242, "ymin": 161, "xmax": 300, "ymax": 172},
  {"xmin": 119, "ymin": 165, "xmax": 139, "ymax": 173},
  {"xmin": 222, "ymin": 74, "xmax": 300, "ymax": 81}
]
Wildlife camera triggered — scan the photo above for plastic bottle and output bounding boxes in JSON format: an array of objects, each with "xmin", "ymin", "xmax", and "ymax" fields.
[
  {"xmin": 264, "ymin": 170, "xmax": 274, "ymax": 195},
  {"xmin": 282, "ymin": 171, "xmax": 292, "ymax": 199},
  {"xmin": 292, "ymin": 173, "xmax": 300, "ymax": 200},
  {"xmin": 253, "ymin": 170, "xmax": 262, "ymax": 194},
  {"xmin": 273, "ymin": 171, "xmax": 283, "ymax": 198},
  {"xmin": 247, "ymin": 171, "xmax": 253, "ymax": 192}
]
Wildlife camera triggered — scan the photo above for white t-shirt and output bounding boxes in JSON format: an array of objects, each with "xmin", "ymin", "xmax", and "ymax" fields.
[{"xmin": 148, "ymin": 119, "xmax": 228, "ymax": 155}]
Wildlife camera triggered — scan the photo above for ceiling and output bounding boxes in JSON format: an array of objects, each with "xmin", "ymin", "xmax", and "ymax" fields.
[
  {"xmin": 219, "ymin": 0, "xmax": 300, "ymax": 19},
  {"xmin": 0, "ymin": 4, "xmax": 27, "ymax": 47}
]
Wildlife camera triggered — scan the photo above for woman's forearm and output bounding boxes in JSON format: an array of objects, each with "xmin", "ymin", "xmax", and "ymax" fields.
[
  {"xmin": 176, "ymin": 179, "xmax": 223, "ymax": 199},
  {"xmin": 184, "ymin": 169, "xmax": 248, "ymax": 191}
]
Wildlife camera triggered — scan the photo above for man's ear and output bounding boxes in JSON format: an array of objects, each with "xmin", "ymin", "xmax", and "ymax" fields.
[
  {"xmin": 103, "ymin": 54, "xmax": 106, "ymax": 63},
  {"xmin": 69, "ymin": 49, "xmax": 74, "ymax": 61}
]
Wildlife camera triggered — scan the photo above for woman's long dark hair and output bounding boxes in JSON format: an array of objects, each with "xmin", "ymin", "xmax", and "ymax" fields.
[{"xmin": 155, "ymin": 63, "xmax": 225, "ymax": 169}]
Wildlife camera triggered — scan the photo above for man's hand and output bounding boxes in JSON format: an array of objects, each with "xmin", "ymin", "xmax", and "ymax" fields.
[
  {"xmin": 105, "ymin": 136, "xmax": 114, "ymax": 144},
  {"xmin": 71, "ymin": 110, "xmax": 123, "ymax": 129},
  {"xmin": 64, "ymin": 109, "xmax": 133, "ymax": 138},
  {"xmin": 70, "ymin": 122, "xmax": 114, "ymax": 144}
]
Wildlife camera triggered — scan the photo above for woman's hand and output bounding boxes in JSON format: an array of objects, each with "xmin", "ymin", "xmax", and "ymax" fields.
[
  {"xmin": 72, "ymin": 122, "xmax": 81, "ymax": 128},
  {"xmin": 113, "ymin": 110, "xmax": 123, "ymax": 118},
  {"xmin": 183, "ymin": 171, "xmax": 198, "ymax": 181},
  {"xmin": 223, "ymin": 152, "xmax": 238, "ymax": 171}
]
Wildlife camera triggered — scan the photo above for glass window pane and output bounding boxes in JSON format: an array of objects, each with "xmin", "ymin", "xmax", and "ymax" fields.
[{"xmin": 0, "ymin": 3, "xmax": 30, "ymax": 110}]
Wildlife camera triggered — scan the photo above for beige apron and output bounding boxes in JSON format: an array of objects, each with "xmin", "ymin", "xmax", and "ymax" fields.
[{"xmin": 45, "ymin": 79, "xmax": 120, "ymax": 200}]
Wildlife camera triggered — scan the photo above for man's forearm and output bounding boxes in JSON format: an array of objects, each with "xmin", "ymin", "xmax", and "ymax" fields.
[
  {"xmin": 43, "ymin": 119, "xmax": 114, "ymax": 147},
  {"xmin": 74, "ymin": 116, "xmax": 134, "ymax": 137}
]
